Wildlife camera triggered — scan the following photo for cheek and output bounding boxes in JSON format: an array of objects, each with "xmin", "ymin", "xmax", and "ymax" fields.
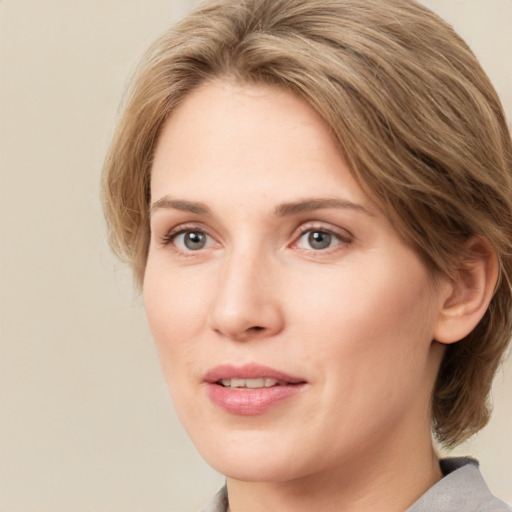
[
  {"xmin": 142, "ymin": 261, "xmax": 212, "ymax": 376},
  {"xmin": 290, "ymin": 255, "xmax": 438, "ymax": 382},
  {"xmin": 290, "ymin": 262, "xmax": 438, "ymax": 452},
  {"xmin": 291, "ymin": 255, "xmax": 433, "ymax": 333}
]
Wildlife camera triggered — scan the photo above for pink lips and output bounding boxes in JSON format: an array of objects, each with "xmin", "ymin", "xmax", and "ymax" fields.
[{"xmin": 203, "ymin": 363, "xmax": 307, "ymax": 415}]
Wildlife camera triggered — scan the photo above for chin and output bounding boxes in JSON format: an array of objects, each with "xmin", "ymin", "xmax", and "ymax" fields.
[
  {"xmin": 190, "ymin": 428, "xmax": 311, "ymax": 483},
  {"xmin": 208, "ymin": 453, "xmax": 306, "ymax": 483}
]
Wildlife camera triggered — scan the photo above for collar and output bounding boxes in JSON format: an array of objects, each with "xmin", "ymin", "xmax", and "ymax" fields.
[{"xmin": 407, "ymin": 457, "xmax": 510, "ymax": 512}]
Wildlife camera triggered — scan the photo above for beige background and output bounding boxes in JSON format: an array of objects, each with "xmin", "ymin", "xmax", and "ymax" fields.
[{"xmin": 0, "ymin": 1, "xmax": 510, "ymax": 510}]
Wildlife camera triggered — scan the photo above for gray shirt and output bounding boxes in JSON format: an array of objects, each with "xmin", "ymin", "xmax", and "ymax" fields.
[{"xmin": 198, "ymin": 458, "xmax": 510, "ymax": 512}]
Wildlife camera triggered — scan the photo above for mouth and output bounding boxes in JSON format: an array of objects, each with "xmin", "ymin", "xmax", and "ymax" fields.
[{"xmin": 203, "ymin": 364, "xmax": 307, "ymax": 415}]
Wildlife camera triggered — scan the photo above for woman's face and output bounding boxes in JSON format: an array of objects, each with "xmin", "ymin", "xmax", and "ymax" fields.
[{"xmin": 144, "ymin": 80, "xmax": 448, "ymax": 483}]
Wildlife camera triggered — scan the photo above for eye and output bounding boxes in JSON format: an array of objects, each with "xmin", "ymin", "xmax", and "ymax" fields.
[
  {"xmin": 169, "ymin": 230, "xmax": 214, "ymax": 251},
  {"xmin": 295, "ymin": 229, "xmax": 345, "ymax": 251}
]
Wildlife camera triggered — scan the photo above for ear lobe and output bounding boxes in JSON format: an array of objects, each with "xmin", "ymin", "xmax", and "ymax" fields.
[{"xmin": 434, "ymin": 236, "xmax": 499, "ymax": 345}]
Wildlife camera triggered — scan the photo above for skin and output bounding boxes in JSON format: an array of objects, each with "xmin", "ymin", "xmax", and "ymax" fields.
[{"xmin": 144, "ymin": 80, "xmax": 455, "ymax": 512}]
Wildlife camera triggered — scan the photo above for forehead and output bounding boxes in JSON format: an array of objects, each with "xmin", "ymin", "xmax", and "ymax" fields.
[
  {"xmin": 150, "ymin": 80, "xmax": 370, "ymax": 210},
  {"xmin": 152, "ymin": 79, "xmax": 336, "ymax": 167}
]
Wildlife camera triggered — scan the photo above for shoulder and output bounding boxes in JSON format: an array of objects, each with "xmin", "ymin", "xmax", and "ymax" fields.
[{"xmin": 407, "ymin": 457, "xmax": 510, "ymax": 512}]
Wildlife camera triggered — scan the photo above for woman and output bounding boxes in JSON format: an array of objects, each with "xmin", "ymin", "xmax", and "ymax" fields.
[{"xmin": 102, "ymin": 0, "xmax": 512, "ymax": 510}]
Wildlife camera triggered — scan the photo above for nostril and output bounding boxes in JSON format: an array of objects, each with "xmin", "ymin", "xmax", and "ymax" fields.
[{"xmin": 250, "ymin": 326, "xmax": 264, "ymax": 332}]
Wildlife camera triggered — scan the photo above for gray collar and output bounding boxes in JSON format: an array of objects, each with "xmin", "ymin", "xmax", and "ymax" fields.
[
  {"xmin": 197, "ymin": 485, "xmax": 228, "ymax": 512},
  {"xmin": 407, "ymin": 457, "xmax": 510, "ymax": 512}
]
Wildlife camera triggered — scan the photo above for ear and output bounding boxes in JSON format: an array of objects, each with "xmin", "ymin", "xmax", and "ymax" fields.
[{"xmin": 434, "ymin": 236, "xmax": 499, "ymax": 344}]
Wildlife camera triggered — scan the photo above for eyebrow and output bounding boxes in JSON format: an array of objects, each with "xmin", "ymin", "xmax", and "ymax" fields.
[
  {"xmin": 274, "ymin": 197, "xmax": 373, "ymax": 217},
  {"xmin": 150, "ymin": 197, "xmax": 210, "ymax": 215},
  {"xmin": 149, "ymin": 195, "xmax": 373, "ymax": 217}
]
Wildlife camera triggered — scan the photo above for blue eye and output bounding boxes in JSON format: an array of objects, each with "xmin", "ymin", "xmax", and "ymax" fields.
[
  {"xmin": 173, "ymin": 230, "xmax": 211, "ymax": 251},
  {"xmin": 296, "ymin": 230, "xmax": 340, "ymax": 250}
]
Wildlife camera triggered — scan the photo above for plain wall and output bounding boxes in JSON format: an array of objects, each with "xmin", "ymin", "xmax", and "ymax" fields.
[{"xmin": 1, "ymin": 1, "xmax": 510, "ymax": 510}]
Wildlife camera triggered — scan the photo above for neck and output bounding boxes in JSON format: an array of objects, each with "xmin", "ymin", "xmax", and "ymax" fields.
[{"xmin": 226, "ymin": 430, "xmax": 442, "ymax": 512}]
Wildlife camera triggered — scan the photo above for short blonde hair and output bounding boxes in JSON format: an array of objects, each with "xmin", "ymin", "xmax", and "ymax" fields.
[{"xmin": 102, "ymin": 0, "xmax": 512, "ymax": 447}]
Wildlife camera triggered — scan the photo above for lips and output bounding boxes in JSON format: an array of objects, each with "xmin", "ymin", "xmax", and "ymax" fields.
[{"xmin": 203, "ymin": 364, "xmax": 307, "ymax": 415}]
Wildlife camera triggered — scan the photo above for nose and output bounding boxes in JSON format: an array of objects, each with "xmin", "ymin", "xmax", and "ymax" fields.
[{"xmin": 208, "ymin": 248, "xmax": 285, "ymax": 342}]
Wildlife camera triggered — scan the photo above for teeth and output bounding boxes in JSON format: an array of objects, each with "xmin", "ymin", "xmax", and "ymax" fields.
[
  {"xmin": 219, "ymin": 378, "xmax": 280, "ymax": 389},
  {"xmin": 246, "ymin": 378, "xmax": 265, "ymax": 388}
]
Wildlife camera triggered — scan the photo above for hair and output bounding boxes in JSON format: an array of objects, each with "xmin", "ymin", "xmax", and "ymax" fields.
[{"xmin": 102, "ymin": 0, "xmax": 512, "ymax": 447}]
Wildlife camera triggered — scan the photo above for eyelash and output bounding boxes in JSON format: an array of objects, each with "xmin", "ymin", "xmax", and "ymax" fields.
[{"xmin": 159, "ymin": 222, "xmax": 353, "ymax": 254}]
